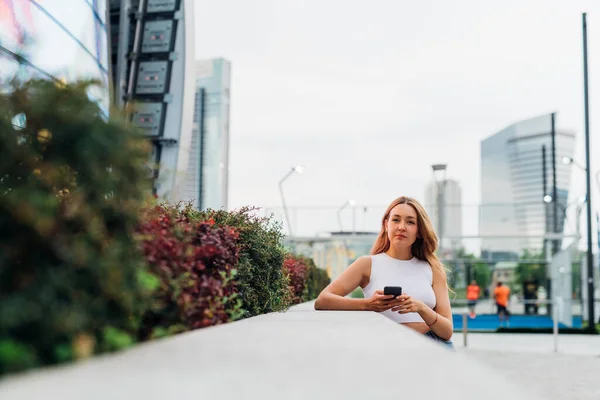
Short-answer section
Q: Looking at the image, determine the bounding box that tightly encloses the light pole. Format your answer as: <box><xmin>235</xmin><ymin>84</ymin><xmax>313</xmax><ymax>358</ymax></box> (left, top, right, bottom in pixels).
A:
<box><xmin>562</xmin><ymin>155</ymin><xmax>599</xmax><ymax>328</ymax></box>
<box><xmin>563</xmin><ymin>157</ymin><xmax>600</xmax><ymax>196</ymax></box>
<box><xmin>545</xmin><ymin>194</ymin><xmax>587</xmax><ymax>239</ymax></box>
<box><xmin>582</xmin><ymin>12</ymin><xmax>595</xmax><ymax>332</ymax></box>
<box><xmin>432</xmin><ymin>164</ymin><xmax>447</xmax><ymax>254</ymax></box>
<box><xmin>337</xmin><ymin>199</ymin><xmax>356</xmax><ymax>233</ymax></box>
<box><xmin>279</xmin><ymin>165</ymin><xmax>303</xmax><ymax>237</ymax></box>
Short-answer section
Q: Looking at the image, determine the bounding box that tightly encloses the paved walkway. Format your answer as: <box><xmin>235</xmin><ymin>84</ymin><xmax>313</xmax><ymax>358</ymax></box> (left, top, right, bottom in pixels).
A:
<box><xmin>455</xmin><ymin>333</ymin><xmax>600</xmax><ymax>400</ymax></box>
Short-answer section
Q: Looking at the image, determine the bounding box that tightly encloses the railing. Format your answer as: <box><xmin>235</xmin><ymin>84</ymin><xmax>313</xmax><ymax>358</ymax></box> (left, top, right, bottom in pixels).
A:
<box><xmin>457</xmin><ymin>298</ymin><xmax>594</xmax><ymax>353</ymax></box>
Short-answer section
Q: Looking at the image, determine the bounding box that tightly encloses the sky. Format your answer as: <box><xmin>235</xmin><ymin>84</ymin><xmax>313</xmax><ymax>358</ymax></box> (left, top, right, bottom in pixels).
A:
<box><xmin>198</xmin><ymin>0</ymin><xmax>600</xmax><ymax>239</ymax></box>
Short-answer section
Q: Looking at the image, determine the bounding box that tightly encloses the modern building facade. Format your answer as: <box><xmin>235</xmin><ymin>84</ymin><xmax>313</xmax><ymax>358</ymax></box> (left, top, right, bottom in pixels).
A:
<box><xmin>109</xmin><ymin>0</ymin><xmax>196</xmax><ymax>201</ymax></box>
<box><xmin>480</xmin><ymin>113</ymin><xmax>576</xmax><ymax>255</ymax></box>
<box><xmin>181</xmin><ymin>58</ymin><xmax>231</xmax><ymax>210</ymax></box>
<box><xmin>1</xmin><ymin>0</ymin><xmax>198</xmax><ymax>202</ymax></box>
<box><xmin>0</xmin><ymin>0</ymin><xmax>110</xmax><ymax>114</ymax></box>
<box><xmin>424</xmin><ymin>178</ymin><xmax>463</xmax><ymax>250</ymax></box>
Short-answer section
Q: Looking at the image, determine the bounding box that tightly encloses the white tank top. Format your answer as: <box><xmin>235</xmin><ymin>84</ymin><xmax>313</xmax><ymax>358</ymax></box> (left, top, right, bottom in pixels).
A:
<box><xmin>362</xmin><ymin>253</ymin><xmax>436</xmax><ymax>324</ymax></box>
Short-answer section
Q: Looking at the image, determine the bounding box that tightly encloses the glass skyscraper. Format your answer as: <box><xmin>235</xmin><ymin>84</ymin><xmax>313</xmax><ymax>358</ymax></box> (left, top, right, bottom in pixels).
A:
<box><xmin>182</xmin><ymin>58</ymin><xmax>231</xmax><ymax>211</ymax></box>
<box><xmin>0</xmin><ymin>0</ymin><xmax>110</xmax><ymax>113</ymax></box>
<box><xmin>2</xmin><ymin>1</ymin><xmax>198</xmax><ymax>202</ymax></box>
<box><xmin>424</xmin><ymin>178</ymin><xmax>463</xmax><ymax>251</ymax></box>
<box><xmin>480</xmin><ymin>113</ymin><xmax>576</xmax><ymax>256</ymax></box>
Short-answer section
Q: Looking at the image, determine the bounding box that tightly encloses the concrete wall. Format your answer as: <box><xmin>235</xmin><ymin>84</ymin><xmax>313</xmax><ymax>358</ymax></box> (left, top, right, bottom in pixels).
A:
<box><xmin>0</xmin><ymin>302</ymin><xmax>539</xmax><ymax>399</ymax></box>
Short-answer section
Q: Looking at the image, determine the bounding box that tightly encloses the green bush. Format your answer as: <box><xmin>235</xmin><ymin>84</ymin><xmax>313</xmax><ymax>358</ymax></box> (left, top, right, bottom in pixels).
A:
<box><xmin>0</xmin><ymin>79</ymin><xmax>325</xmax><ymax>376</ymax></box>
<box><xmin>302</xmin><ymin>256</ymin><xmax>330</xmax><ymax>301</ymax></box>
<box><xmin>192</xmin><ymin>207</ymin><xmax>293</xmax><ymax>317</ymax></box>
<box><xmin>0</xmin><ymin>79</ymin><xmax>152</xmax><ymax>375</ymax></box>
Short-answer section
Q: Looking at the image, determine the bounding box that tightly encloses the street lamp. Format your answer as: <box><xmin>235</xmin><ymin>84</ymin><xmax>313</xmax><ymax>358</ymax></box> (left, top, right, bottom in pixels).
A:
<box><xmin>563</xmin><ymin>156</ymin><xmax>600</xmax><ymax>198</ymax></box>
<box><xmin>562</xmin><ymin>156</ymin><xmax>587</xmax><ymax>172</ymax></box>
<box><xmin>581</xmin><ymin>12</ymin><xmax>596</xmax><ymax>331</ymax></box>
<box><xmin>337</xmin><ymin>199</ymin><xmax>356</xmax><ymax>233</ymax></box>
<box><xmin>279</xmin><ymin>165</ymin><xmax>303</xmax><ymax>237</ymax></box>
<box><xmin>431</xmin><ymin>164</ymin><xmax>447</xmax><ymax>253</ymax></box>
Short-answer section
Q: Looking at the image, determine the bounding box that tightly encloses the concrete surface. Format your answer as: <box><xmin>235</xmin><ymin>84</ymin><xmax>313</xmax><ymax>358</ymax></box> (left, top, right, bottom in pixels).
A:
<box><xmin>0</xmin><ymin>302</ymin><xmax>538</xmax><ymax>400</ymax></box>
<box><xmin>461</xmin><ymin>350</ymin><xmax>600</xmax><ymax>400</ymax></box>
<box><xmin>453</xmin><ymin>332</ymin><xmax>600</xmax><ymax>400</ymax></box>
<box><xmin>454</xmin><ymin>332</ymin><xmax>600</xmax><ymax>355</ymax></box>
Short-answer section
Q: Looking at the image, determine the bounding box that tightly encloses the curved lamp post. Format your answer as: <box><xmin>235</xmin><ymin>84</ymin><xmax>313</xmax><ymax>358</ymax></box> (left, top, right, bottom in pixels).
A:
<box><xmin>337</xmin><ymin>199</ymin><xmax>356</xmax><ymax>233</ymax></box>
<box><xmin>279</xmin><ymin>165</ymin><xmax>303</xmax><ymax>237</ymax></box>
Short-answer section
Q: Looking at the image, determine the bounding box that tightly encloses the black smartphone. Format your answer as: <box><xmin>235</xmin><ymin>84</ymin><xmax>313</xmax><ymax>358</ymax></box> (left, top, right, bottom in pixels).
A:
<box><xmin>383</xmin><ymin>286</ymin><xmax>402</xmax><ymax>299</ymax></box>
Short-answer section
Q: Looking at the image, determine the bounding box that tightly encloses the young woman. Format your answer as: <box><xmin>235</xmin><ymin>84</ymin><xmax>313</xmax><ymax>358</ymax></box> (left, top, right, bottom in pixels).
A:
<box><xmin>314</xmin><ymin>196</ymin><xmax>453</xmax><ymax>347</ymax></box>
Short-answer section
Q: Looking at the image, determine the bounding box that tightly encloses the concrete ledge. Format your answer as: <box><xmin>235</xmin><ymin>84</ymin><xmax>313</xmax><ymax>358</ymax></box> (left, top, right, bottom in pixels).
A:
<box><xmin>0</xmin><ymin>301</ymin><xmax>539</xmax><ymax>399</ymax></box>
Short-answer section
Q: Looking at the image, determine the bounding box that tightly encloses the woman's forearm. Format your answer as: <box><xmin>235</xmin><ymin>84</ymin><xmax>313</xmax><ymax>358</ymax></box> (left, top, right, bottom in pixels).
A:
<box><xmin>314</xmin><ymin>292</ymin><xmax>368</xmax><ymax>311</ymax></box>
<box><xmin>418</xmin><ymin>306</ymin><xmax>453</xmax><ymax>340</ymax></box>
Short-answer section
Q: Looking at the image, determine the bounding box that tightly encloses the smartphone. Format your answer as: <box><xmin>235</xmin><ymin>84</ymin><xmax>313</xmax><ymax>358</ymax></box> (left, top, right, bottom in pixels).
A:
<box><xmin>383</xmin><ymin>286</ymin><xmax>402</xmax><ymax>298</ymax></box>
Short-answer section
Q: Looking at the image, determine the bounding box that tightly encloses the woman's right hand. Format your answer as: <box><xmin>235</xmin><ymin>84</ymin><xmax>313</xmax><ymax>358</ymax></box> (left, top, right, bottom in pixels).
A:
<box><xmin>364</xmin><ymin>290</ymin><xmax>401</xmax><ymax>312</ymax></box>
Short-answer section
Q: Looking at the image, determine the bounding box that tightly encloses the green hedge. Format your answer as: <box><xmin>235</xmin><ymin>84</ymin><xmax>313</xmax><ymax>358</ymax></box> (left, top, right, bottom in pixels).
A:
<box><xmin>192</xmin><ymin>207</ymin><xmax>294</xmax><ymax>318</ymax></box>
<box><xmin>0</xmin><ymin>79</ymin><xmax>152</xmax><ymax>375</ymax></box>
<box><xmin>0</xmin><ymin>79</ymin><xmax>327</xmax><ymax>377</ymax></box>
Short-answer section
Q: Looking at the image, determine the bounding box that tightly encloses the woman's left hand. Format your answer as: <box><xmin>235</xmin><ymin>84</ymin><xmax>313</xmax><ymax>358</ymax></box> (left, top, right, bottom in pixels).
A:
<box><xmin>390</xmin><ymin>294</ymin><xmax>425</xmax><ymax>314</ymax></box>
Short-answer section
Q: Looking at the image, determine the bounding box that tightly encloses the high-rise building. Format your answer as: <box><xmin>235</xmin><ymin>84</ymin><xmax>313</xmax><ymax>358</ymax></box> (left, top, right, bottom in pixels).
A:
<box><xmin>181</xmin><ymin>58</ymin><xmax>231</xmax><ymax>210</ymax></box>
<box><xmin>1</xmin><ymin>1</ymin><xmax>200</xmax><ymax>202</ymax></box>
<box><xmin>424</xmin><ymin>178</ymin><xmax>463</xmax><ymax>250</ymax></box>
<box><xmin>480</xmin><ymin>113</ymin><xmax>576</xmax><ymax>255</ymax></box>
<box><xmin>109</xmin><ymin>0</ymin><xmax>196</xmax><ymax>201</ymax></box>
<box><xmin>0</xmin><ymin>0</ymin><xmax>110</xmax><ymax>114</ymax></box>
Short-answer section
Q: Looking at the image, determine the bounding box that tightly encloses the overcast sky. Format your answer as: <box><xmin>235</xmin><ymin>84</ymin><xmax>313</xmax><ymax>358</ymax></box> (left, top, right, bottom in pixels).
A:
<box><xmin>194</xmin><ymin>0</ymin><xmax>600</xmax><ymax>237</ymax></box>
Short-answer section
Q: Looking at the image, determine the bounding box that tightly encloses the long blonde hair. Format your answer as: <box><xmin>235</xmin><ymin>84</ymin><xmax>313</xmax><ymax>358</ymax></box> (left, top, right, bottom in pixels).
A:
<box><xmin>370</xmin><ymin>196</ymin><xmax>446</xmax><ymax>277</ymax></box>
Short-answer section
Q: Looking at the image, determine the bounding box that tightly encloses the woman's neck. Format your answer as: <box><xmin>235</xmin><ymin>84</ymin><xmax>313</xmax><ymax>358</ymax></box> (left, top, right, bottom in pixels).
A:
<box><xmin>385</xmin><ymin>246</ymin><xmax>413</xmax><ymax>260</ymax></box>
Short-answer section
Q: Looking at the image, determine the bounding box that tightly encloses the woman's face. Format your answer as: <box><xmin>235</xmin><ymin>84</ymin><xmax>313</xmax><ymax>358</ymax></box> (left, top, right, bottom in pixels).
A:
<box><xmin>386</xmin><ymin>203</ymin><xmax>419</xmax><ymax>246</ymax></box>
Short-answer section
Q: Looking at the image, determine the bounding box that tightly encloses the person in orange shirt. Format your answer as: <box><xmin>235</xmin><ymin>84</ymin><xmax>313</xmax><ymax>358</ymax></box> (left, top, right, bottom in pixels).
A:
<box><xmin>466</xmin><ymin>280</ymin><xmax>480</xmax><ymax>318</ymax></box>
<box><xmin>494</xmin><ymin>281</ymin><xmax>511</xmax><ymax>326</ymax></box>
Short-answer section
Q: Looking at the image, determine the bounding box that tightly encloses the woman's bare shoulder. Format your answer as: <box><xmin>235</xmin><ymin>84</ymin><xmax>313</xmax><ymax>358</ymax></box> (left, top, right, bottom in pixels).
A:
<box><xmin>348</xmin><ymin>255</ymin><xmax>371</xmax><ymax>272</ymax></box>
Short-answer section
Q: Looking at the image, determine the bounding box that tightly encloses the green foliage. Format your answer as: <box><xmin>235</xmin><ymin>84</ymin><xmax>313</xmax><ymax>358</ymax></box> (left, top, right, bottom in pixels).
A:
<box><xmin>515</xmin><ymin>250</ymin><xmax>547</xmax><ymax>288</ymax></box>
<box><xmin>301</xmin><ymin>256</ymin><xmax>330</xmax><ymax>301</ymax></box>
<box><xmin>101</xmin><ymin>327</ymin><xmax>135</xmax><ymax>352</ymax></box>
<box><xmin>0</xmin><ymin>79</ymin><xmax>152</xmax><ymax>374</ymax></box>
<box><xmin>192</xmin><ymin>207</ymin><xmax>294</xmax><ymax>317</ymax></box>
<box><xmin>472</xmin><ymin>262</ymin><xmax>491</xmax><ymax>289</ymax></box>
<box><xmin>0</xmin><ymin>79</ymin><xmax>324</xmax><ymax>376</ymax></box>
<box><xmin>452</xmin><ymin>248</ymin><xmax>492</xmax><ymax>290</ymax></box>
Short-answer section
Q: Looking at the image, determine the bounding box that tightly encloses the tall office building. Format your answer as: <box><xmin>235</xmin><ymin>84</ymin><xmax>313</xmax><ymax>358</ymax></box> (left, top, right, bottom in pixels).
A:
<box><xmin>109</xmin><ymin>0</ymin><xmax>196</xmax><ymax>200</ymax></box>
<box><xmin>0</xmin><ymin>0</ymin><xmax>110</xmax><ymax>114</ymax></box>
<box><xmin>181</xmin><ymin>58</ymin><xmax>231</xmax><ymax>210</ymax></box>
<box><xmin>1</xmin><ymin>1</ymin><xmax>198</xmax><ymax>201</ymax></box>
<box><xmin>424</xmin><ymin>178</ymin><xmax>463</xmax><ymax>250</ymax></box>
<box><xmin>480</xmin><ymin>113</ymin><xmax>576</xmax><ymax>256</ymax></box>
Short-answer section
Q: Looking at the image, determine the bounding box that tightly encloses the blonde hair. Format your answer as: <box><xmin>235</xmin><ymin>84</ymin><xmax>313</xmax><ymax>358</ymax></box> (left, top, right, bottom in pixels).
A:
<box><xmin>370</xmin><ymin>196</ymin><xmax>446</xmax><ymax>277</ymax></box>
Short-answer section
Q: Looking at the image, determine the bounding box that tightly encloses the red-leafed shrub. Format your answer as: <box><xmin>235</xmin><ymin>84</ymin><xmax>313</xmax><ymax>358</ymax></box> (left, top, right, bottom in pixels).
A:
<box><xmin>283</xmin><ymin>254</ymin><xmax>330</xmax><ymax>304</ymax></box>
<box><xmin>283</xmin><ymin>256</ymin><xmax>310</xmax><ymax>303</ymax></box>
<box><xmin>191</xmin><ymin>207</ymin><xmax>294</xmax><ymax>317</ymax></box>
<box><xmin>136</xmin><ymin>204</ymin><xmax>242</xmax><ymax>339</ymax></box>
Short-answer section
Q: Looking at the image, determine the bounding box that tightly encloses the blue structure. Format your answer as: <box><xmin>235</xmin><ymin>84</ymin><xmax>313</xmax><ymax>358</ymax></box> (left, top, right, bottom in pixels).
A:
<box><xmin>453</xmin><ymin>313</ymin><xmax>583</xmax><ymax>331</ymax></box>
